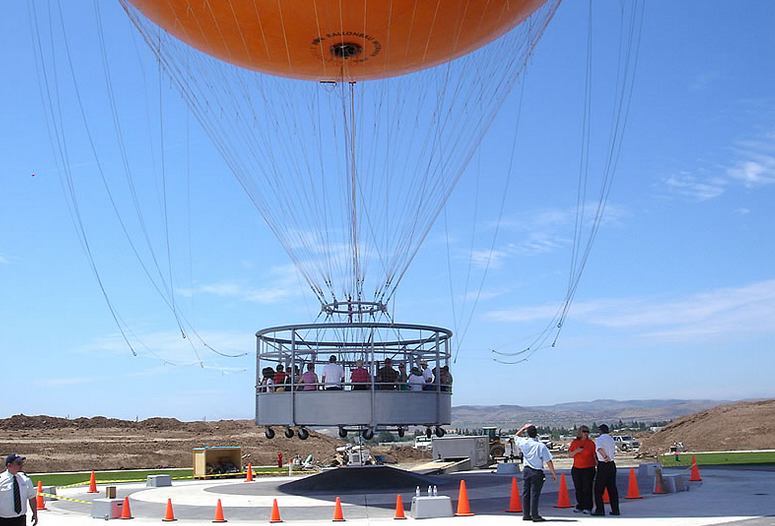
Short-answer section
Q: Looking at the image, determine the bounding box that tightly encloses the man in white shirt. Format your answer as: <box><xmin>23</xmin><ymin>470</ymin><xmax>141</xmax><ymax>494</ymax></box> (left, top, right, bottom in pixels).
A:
<box><xmin>515</xmin><ymin>423</ymin><xmax>557</xmax><ymax>522</ymax></box>
<box><xmin>0</xmin><ymin>454</ymin><xmax>38</xmax><ymax>525</ymax></box>
<box><xmin>419</xmin><ymin>360</ymin><xmax>434</xmax><ymax>390</ymax></box>
<box><xmin>321</xmin><ymin>355</ymin><xmax>345</xmax><ymax>390</ymax></box>
<box><xmin>592</xmin><ymin>424</ymin><xmax>620</xmax><ymax>516</ymax></box>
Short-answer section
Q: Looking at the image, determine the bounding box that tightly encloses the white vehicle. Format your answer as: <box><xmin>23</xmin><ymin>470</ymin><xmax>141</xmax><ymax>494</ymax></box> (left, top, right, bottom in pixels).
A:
<box><xmin>336</xmin><ymin>444</ymin><xmax>372</xmax><ymax>466</ymax></box>
<box><xmin>538</xmin><ymin>435</ymin><xmax>554</xmax><ymax>449</ymax></box>
<box><xmin>612</xmin><ymin>435</ymin><xmax>640</xmax><ymax>451</ymax></box>
<box><xmin>414</xmin><ymin>435</ymin><xmax>432</xmax><ymax>450</ymax></box>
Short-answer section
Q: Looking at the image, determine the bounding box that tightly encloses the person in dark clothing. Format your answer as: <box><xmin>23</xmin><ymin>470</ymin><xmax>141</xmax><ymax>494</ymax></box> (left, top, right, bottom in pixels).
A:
<box><xmin>592</xmin><ymin>424</ymin><xmax>620</xmax><ymax>516</ymax></box>
<box><xmin>375</xmin><ymin>358</ymin><xmax>398</xmax><ymax>390</ymax></box>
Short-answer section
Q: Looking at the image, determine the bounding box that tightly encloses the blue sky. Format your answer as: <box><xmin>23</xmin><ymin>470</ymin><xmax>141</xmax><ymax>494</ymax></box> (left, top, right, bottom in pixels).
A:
<box><xmin>1</xmin><ymin>1</ymin><xmax>774</xmax><ymax>421</ymax></box>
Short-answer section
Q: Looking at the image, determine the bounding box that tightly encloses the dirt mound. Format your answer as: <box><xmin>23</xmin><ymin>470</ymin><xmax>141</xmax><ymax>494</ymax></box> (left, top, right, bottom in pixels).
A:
<box><xmin>639</xmin><ymin>399</ymin><xmax>775</xmax><ymax>455</ymax></box>
<box><xmin>0</xmin><ymin>414</ymin><xmax>344</xmax><ymax>473</ymax></box>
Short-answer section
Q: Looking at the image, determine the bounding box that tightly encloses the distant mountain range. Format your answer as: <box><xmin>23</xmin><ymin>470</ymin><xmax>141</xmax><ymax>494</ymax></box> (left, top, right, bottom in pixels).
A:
<box><xmin>451</xmin><ymin>399</ymin><xmax>728</xmax><ymax>429</ymax></box>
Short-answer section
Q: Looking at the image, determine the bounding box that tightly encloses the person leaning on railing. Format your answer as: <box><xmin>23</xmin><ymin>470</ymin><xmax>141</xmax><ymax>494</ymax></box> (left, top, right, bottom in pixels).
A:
<box><xmin>376</xmin><ymin>358</ymin><xmax>398</xmax><ymax>390</ymax></box>
<box><xmin>440</xmin><ymin>365</ymin><xmax>453</xmax><ymax>392</ymax></box>
<box><xmin>397</xmin><ymin>362</ymin><xmax>409</xmax><ymax>391</ymax></box>
<box><xmin>322</xmin><ymin>355</ymin><xmax>345</xmax><ymax>390</ymax></box>
<box><xmin>259</xmin><ymin>367</ymin><xmax>276</xmax><ymax>392</ymax></box>
<box><xmin>298</xmin><ymin>363</ymin><xmax>319</xmax><ymax>391</ymax></box>
<box><xmin>350</xmin><ymin>359</ymin><xmax>370</xmax><ymax>390</ymax></box>
<box><xmin>407</xmin><ymin>366</ymin><xmax>425</xmax><ymax>391</ymax></box>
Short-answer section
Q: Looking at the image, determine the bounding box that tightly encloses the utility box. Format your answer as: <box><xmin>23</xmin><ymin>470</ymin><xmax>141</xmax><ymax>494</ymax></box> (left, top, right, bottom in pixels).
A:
<box><xmin>431</xmin><ymin>436</ymin><xmax>489</xmax><ymax>468</ymax></box>
<box><xmin>147</xmin><ymin>474</ymin><xmax>172</xmax><ymax>487</ymax></box>
<box><xmin>91</xmin><ymin>498</ymin><xmax>123</xmax><ymax>519</ymax></box>
<box><xmin>192</xmin><ymin>446</ymin><xmax>242</xmax><ymax>479</ymax></box>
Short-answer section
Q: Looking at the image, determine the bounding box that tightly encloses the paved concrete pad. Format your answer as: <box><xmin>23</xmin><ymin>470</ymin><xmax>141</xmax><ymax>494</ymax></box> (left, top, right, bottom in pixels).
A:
<box><xmin>38</xmin><ymin>466</ymin><xmax>775</xmax><ymax>525</ymax></box>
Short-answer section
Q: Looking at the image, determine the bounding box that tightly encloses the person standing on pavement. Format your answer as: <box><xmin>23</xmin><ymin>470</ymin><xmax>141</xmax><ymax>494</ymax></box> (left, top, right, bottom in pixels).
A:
<box><xmin>515</xmin><ymin>423</ymin><xmax>557</xmax><ymax>522</ymax></box>
<box><xmin>568</xmin><ymin>425</ymin><xmax>596</xmax><ymax>514</ymax></box>
<box><xmin>0</xmin><ymin>454</ymin><xmax>38</xmax><ymax>526</ymax></box>
<box><xmin>592</xmin><ymin>424</ymin><xmax>620</xmax><ymax>516</ymax></box>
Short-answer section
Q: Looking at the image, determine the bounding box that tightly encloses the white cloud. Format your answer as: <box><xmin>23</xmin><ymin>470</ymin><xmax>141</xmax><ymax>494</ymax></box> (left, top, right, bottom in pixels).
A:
<box><xmin>178</xmin><ymin>264</ymin><xmax>303</xmax><ymax>304</ymax></box>
<box><xmin>484</xmin><ymin>279</ymin><xmax>775</xmax><ymax>343</ymax></box>
<box><xmin>467</xmin><ymin>204</ymin><xmax>626</xmax><ymax>267</ymax></box>
<box><xmin>727</xmin><ymin>156</ymin><xmax>775</xmax><ymax>187</ymax></box>
<box><xmin>0</xmin><ymin>255</ymin><xmax>9</xmax><ymax>264</ymax></box>
<box><xmin>662</xmin><ymin>173</ymin><xmax>726</xmax><ymax>201</ymax></box>
<box><xmin>661</xmin><ymin>131</ymin><xmax>775</xmax><ymax>201</ymax></box>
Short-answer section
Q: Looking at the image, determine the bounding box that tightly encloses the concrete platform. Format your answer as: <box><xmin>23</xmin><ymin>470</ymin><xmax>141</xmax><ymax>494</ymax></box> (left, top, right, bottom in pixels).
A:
<box><xmin>39</xmin><ymin>466</ymin><xmax>775</xmax><ymax>525</ymax></box>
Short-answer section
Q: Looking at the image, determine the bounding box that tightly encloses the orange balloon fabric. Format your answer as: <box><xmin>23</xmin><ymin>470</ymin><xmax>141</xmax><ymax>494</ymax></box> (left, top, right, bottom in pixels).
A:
<box><xmin>126</xmin><ymin>0</ymin><xmax>546</xmax><ymax>81</ymax></box>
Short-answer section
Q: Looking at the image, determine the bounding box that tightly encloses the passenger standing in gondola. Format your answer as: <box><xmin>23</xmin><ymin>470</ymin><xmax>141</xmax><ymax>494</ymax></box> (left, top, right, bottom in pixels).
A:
<box><xmin>299</xmin><ymin>363</ymin><xmax>318</xmax><ymax>391</ymax></box>
<box><xmin>322</xmin><ymin>355</ymin><xmax>345</xmax><ymax>390</ymax></box>
<box><xmin>259</xmin><ymin>367</ymin><xmax>275</xmax><ymax>392</ymax></box>
<box><xmin>274</xmin><ymin>364</ymin><xmax>287</xmax><ymax>392</ymax></box>
<box><xmin>419</xmin><ymin>360</ymin><xmax>434</xmax><ymax>390</ymax></box>
<box><xmin>407</xmin><ymin>366</ymin><xmax>425</xmax><ymax>391</ymax></box>
<box><xmin>396</xmin><ymin>362</ymin><xmax>409</xmax><ymax>390</ymax></box>
<box><xmin>350</xmin><ymin>359</ymin><xmax>370</xmax><ymax>390</ymax></box>
<box><xmin>440</xmin><ymin>365</ymin><xmax>453</xmax><ymax>392</ymax></box>
<box><xmin>376</xmin><ymin>358</ymin><xmax>398</xmax><ymax>390</ymax></box>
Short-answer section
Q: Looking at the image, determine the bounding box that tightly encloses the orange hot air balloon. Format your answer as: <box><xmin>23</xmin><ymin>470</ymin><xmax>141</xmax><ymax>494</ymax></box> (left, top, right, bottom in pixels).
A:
<box><xmin>124</xmin><ymin>0</ymin><xmax>547</xmax><ymax>81</ymax></box>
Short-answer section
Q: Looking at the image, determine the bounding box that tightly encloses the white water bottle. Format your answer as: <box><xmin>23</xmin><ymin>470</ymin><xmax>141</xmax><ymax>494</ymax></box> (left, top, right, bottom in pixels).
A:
<box><xmin>427</xmin><ymin>485</ymin><xmax>432</xmax><ymax>496</ymax></box>
<box><xmin>416</xmin><ymin>486</ymin><xmax>421</xmax><ymax>497</ymax></box>
<box><xmin>432</xmin><ymin>485</ymin><xmax>438</xmax><ymax>496</ymax></box>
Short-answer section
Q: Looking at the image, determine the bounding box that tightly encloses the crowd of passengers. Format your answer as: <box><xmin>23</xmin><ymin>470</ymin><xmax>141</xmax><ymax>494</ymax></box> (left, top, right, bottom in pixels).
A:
<box><xmin>258</xmin><ymin>354</ymin><xmax>452</xmax><ymax>393</ymax></box>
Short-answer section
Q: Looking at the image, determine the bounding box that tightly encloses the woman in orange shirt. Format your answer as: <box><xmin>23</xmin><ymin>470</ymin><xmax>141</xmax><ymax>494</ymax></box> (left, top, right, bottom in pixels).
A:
<box><xmin>568</xmin><ymin>425</ymin><xmax>597</xmax><ymax>514</ymax></box>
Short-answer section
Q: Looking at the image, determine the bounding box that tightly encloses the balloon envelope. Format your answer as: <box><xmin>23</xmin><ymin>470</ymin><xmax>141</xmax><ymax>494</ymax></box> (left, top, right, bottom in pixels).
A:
<box><xmin>126</xmin><ymin>0</ymin><xmax>546</xmax><ymax>80</ymax></box>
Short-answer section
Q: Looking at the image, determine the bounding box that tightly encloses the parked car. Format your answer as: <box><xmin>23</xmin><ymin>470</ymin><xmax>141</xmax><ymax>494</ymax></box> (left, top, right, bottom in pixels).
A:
<box><xmin>612</xmin><ymin>435</ymin><xmax>640</xmax><ymax>451</ymax></box>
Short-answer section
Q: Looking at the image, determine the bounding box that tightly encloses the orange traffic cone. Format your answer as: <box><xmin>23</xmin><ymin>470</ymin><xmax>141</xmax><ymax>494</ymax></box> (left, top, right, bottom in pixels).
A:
<box><xmin>87</xmin><ymin>470</ymin><xmax>98</xmax><ymax>493</ymax></box>
<box><xmin>245</xmin><ymin>463</ymin><xmax>254</xmax><ymax>482</ymax></box>
<box><xmin>162</xmin><ymin>498</ymin><xmax>177</xmax><ymax>522</ymax></box>
<box><xmin>212</xmin><ymin>498</ymin><xmax>227</xmax><ymax>523</ymax></box>
<box><xmin>555</xmin><ymin>473</ymin><xmax>572</xmax><ymax>508</ymax></box>
<box><xmin>36</xmin><ymin>481</ymin><xmax>46</xmax><ymax>511</ymax></box>
<box><xmin>393</xmin><ymin>495</ymin><xmax>407</xmax><ymax>520</ymax></box>
<box><xmin>690</xmin><ymin>456</ymin><xmax>702</xmax><ymax>482</ymax></box>
<box><xmin>332</xmin><ymin>496</ymin><xmax>345</xmax><ymax>522</ymax></box>
<box><xmin>454</xmin><ymin>480</ymin><xmax>474</xmax><ymax>516</ymax></box>
<box><xmin>120</xmin><ymin>496</ymin><xmax>133</xmax><ymax>520</ymax></box>
<box><xmin>625</xmin><ymin>468</ymin><xmax>642</xmax><ymax>499</ymax></box>
<box><xmin>653</xmin><ymin>467</ymin><xmax>667</xmax><ymax>495</ymax></box>
<box><xmin>269</xmin><ymin>498</ymin><xmax>283</xmax><ymax>523</ymax></box>
<box><xmin>505</xmin><ymin>476</ymin><xmax>522</xmax><ymax>513</ymax></box>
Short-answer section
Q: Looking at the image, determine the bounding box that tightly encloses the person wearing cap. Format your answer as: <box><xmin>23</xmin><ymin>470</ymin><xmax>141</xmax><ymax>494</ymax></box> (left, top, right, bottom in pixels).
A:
<box><xmin>515</xmin><ymin>423</ymin><xmax>557</xmax><ymax>522</ymax></box>
<box><xmin>1</xmin><ymin>454</ymin><xmax>38</xmax><ymax>525</ymax></box>
<box><xmin>568</xmin><ymin>425</ymin><xmax>596</xmax><ymax>514</ymax></box>
<box><xmin>592</xmin><ymin>424</ymin><xmax>620</xmax><ymax>516</ymax></box>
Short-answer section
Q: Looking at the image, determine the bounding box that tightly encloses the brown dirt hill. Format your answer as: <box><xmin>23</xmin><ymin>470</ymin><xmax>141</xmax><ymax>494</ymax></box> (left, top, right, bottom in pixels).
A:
<box><xmin>639</xmin><ymin>399</ymin><xmax>775</xmax><ymax>456</ymax></box>
<box><xmin>0</xmin><ymin>414</ymin><xmax>343</xmax><ymax>473</ymax></box>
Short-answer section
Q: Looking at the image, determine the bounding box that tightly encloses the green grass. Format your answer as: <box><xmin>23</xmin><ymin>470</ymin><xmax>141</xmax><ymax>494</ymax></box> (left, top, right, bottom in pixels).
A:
<box><xmin>30</xmin><ymin>469</ymin><xmax>192</xmax><ymax>487</ymax></box>
<box><xmin>30</xmin><ymin>466</ymin><xmax>305</xmax><ymax>487</ymax></box>
<box><xmin>659</xmin><ymin>450</ymin><xmax>775</xmax><ymax>467</ymax></box>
